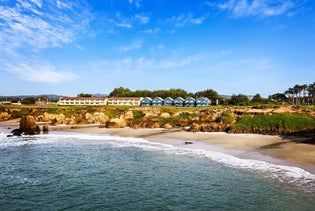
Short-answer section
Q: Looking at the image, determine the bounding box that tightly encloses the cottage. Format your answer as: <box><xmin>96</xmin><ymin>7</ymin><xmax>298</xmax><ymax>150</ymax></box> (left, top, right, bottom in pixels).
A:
<box><xmin>57</xmin><ymin>97</ymin><xmax>108</xmax><ymax>106</ymax></box>
<box><xmin>152</xmin><ymin>97</ymin><xmax>164</xmax><ymax>106</ymax></box>
<box><xmin>140</xmin><ymin>97</ymin><xmax>153</xmax><ymax>106</ymax></box>
<box><xmin>108</xmin><ymin>97</ymin><xmax>142</xmax><ymax>106</ymax></box>
<box><xmin>196</xmin><ymin>97</ymin><xmax>211</xmax><ymax>107</ymax></box>
<box><xmin>174</xmin><ymin>97</ymin><xmax>185</xmax><ymax>107</ymax></box>
<box><xmin>185</xmin><ymin>97</ymin><xmax>196</xmax><ymax>107</ymax></box>
<box><xmin>163</xmin><ymin>97</ymin><xmax>174</xmax><ymax>106</ymax></box>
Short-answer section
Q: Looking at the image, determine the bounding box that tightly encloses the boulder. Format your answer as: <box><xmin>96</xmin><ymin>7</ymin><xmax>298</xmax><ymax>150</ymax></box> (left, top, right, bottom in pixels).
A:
<box><xmin>160</xmin><ymin>112</ymin><xmax>170</xmax><ymax>118</ymax></box>
<box><xmin>0</xmin><ymin>112</ymin><xmax>11</xmax><ymax>121</ymax></box>
<box><xmin>107</xmin><ymin>118</ymin><xmax>127</xmax><ymax>128</ymax></box>
<box><xmin>43</xmin><ymin>123</ymin><xmax>49</xmax><ymax>133</ymax></box>
<box><xmin>163</xmin><ymin>123</ymin><xmax>173</xmax><ymax>129</ymax></box>
<box><xmin>124</xmin><ymin>111</ymin><xmax>134</xmax><ymax>119</ymax></box>
<box><xmin>11</xmin><ymin>115</ymin><xmax>40</xmax><ymax>135</ymax></box>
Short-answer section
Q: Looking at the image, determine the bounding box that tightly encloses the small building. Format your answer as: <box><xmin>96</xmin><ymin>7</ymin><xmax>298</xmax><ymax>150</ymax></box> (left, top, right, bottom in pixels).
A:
<box><xmin>152</xmin><ymin>97</ymin><xmax>164</xmax><ymax>106</ymax></box>
<box><xmin>196</xmin><ymin>97</ymin><xmax>211</xmax><ymax>107</ymax></box>
<box><xmin>163</xmin><ymin>97</ymin><xmax>174</xmax><ymax>106</ymax></box>
<box><xmin>140</xmin><ymin>97</ymin><xmax>153</xmax><ymax>106</ymax></box>
<box><xmin>57</xmin><ymin>97</ymin><xmax>108</xmax><ymax>106</ymax></box>
<box><xmin>185</xmin><ymin>97</ymin><xmax>196</xmax><ymax>107</ymax></box>
<box><xmin>108</xmin><ymin>97</ymin><xmax>142</xmax><ymax>106</ymax></box>
<box><xmin>174</xmin><ymin>97</ymin><xmax>185</xmax><ymax>107</ymax></box>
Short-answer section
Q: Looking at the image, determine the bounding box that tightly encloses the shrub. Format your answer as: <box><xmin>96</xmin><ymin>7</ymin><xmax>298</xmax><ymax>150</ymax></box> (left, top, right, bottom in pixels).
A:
<box><xmin>217</xmin><ymin>111</ymin><xmax>234</xmax><ymax>124</ymax></box>
<box><xmin>132</xmin><ymin>110</ymin><xmax>145</xmax><ymax>121</ymax></box>
<box><xmin>179</xmin><ymin>112</ymin><xmax>197</xmax><ymax>120</ymax></box>
<box><xmin>234</xmin><ymin>113</ymin><xmax>315</xmax><ymax>131</ymax></box>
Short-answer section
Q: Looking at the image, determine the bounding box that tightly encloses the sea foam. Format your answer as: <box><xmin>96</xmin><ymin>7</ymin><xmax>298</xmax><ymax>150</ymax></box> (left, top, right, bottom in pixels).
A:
<box><xmin>1</xmin><ymin>131</ymin><xmax>314</xmax><ymax>191</ymax></box>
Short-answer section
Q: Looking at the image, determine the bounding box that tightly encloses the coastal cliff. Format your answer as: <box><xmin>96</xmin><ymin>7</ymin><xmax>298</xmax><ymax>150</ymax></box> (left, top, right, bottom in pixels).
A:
<box><xmin>1</xmin><ymin>105</ymin><xmax>315</xmax><ymax>137</ymax></box>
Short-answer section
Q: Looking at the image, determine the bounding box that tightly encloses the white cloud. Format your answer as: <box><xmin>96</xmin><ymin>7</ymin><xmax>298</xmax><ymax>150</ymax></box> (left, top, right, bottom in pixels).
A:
<box><xmin>166</xmin><ymin>13</ymin><xmax>207</xmax><ymax>30</ymax></box>
<box><xmin>0</xmin><ymin>56</ymin><xmax>78</xmax><ymax>83</ymax></box>
<box><xmin>135</xmin><ymin>14</ymin><xmax>150</xmax><ymax>24</ymax></box>
<box><xmin>92</xmin><ymin>53</ymin><xmax>206</xmax><ymax>74</ymax></box>
<box><xmin>143</xmin><ymin>28</ymin><xmax>160</xmax><ymax>34</ymax></box>
<box><xmin>0</xmin><ymin>0</ymin><xmax>90</xmax><ymax>83</ymax></box>
<box><xmin>128</xmin><ymin>0</ymin><xmax>141</xmax><ymax>8</ymax></box>
<box><xmin>110</xmin><ymin>13</ymin><xmax>150</xmax><ymax>29</ymax></box>
<box><xmin>119</xmin><ymin>40</ymin><xmax>143</xmax><ymax>52</ymax></box>
<box><xmin>159</xmin><ymin>54</ymin><xmax>206</xmax><ymax>69</ymax></box>
<box><xmin>216</xmin><ymin>0</ymin><xmax>300</xmax><ymax>17</ymax></box>
<box><xmin>93</xmin><ymin>57</ymin><xmax>154</xmax><ymax>74</ymax></box>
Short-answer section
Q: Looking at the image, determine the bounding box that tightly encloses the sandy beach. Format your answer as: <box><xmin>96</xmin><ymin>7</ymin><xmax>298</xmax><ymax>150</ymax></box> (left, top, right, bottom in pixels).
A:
<box><xmin>1</xmin><ymin>120</ymin><xmax>315</xmax><ymax>174</ymax></box>
<box><xmin>51</xmin><ymin>125</ymin><xmax>315</xmax><ymax>174</ymax></box>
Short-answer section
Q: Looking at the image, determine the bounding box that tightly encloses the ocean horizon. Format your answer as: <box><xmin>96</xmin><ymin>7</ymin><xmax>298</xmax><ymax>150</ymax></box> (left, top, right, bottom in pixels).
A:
<box><xmin>0</xmin><ymin>127</ymin><xmax>314</xmax><ymax>210</ymax></box>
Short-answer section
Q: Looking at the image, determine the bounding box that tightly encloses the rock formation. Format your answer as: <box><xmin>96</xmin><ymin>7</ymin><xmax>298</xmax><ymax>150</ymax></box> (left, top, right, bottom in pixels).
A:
<box><xmin>11</xmin><ymin>115</ymin><xmax>40</xmax><ymax>136</ymax></box>
<box><xmin>43</xmin><ymin>122</ymin><xmax>49</xmax><ymax>133</ymax></box>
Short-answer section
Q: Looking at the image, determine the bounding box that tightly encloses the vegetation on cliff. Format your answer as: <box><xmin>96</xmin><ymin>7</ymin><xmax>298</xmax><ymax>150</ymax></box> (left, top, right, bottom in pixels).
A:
<box><xmin>233</xmin><ymin>113</ymin><xmax>315</xmax><ymax>134</ymax></box>
<box><xmin>1</xmin><ymin>104</ymin><xmax>315</xmax><ymax>137</ymax></box>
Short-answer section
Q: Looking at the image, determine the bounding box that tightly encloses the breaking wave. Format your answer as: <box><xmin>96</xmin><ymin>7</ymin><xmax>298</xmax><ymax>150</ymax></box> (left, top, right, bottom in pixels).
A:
<box><xmin>1</xmin><ymin>131</ymin><xmax>314</xmax><ymax>192</ymax></box>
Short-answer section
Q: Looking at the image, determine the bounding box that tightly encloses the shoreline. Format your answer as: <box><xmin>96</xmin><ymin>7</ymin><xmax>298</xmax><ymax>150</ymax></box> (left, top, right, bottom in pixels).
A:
<box><xmin>1</xmin><ymin>120</ymin><xmax>315</xmax><ymax>174</ymax></box>
<box><xmin>55</xmin><ymin>125</ymin><xmax>315</xmax><ymax>174</ymax></box>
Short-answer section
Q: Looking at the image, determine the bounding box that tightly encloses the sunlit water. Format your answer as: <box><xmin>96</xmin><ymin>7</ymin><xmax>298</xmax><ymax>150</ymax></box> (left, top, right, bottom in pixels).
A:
<box><xmin>0</xmin><ymin>127</ymin><xmax>314</xmax><ymax>210</ymax></box>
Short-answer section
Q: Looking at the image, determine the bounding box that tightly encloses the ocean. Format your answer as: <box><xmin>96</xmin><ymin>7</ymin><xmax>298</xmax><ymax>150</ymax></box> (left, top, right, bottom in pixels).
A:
<box><xmin>0</xmin><ymin>127</ymin><xmax>314</xmax><ymax>210</ymax></box>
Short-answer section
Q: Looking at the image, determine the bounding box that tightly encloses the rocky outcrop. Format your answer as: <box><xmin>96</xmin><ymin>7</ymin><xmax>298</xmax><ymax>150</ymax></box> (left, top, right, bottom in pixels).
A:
<box><xmin>0</xmin><ymin>112</ymin><xmax>11</xmax><ymax>121</ymax></box>
<box><xmin>43</xmin><ymin>123</ymin><xmax>49</xmax><ymax>133</ymax></box>
<box><xmin>11</xmin><ymin>115</ymin><xmax>40</xmax><ymax>136</ymax></box>
<box><xmin>2</xmin><ymin>105</ymin><xmax>315</xmax><ymax>137</ymax></box>
<box><xmin>107</xmin><ymin>118</ymin><xmax>127</xmax><ymax>128</ymax></box>
<box><xmin>85</xmin><ymin>112</ymin><xmax>109</xmax><ymax>124</ymax></box>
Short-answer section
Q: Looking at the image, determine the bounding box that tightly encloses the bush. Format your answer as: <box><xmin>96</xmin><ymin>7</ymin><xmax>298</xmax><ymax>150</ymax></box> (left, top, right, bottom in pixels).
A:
<box><xmin>179</xmin><ymin>112</ymin><xmax>197</xmax><ymax>120</ymax></box>
<box><xmin>234</xmin><ymin>113</ymin><xmax>315</xmax><ymax>131</ymax></box>
<box><xmin>132</xmin><ymin>110</ymin><xmax>145</xmax><ymax>121</ymax></box>
<box><xmin>217</xmin><ymin>111</ymin><xmax>234</xmax><ymax>124</ymax></box>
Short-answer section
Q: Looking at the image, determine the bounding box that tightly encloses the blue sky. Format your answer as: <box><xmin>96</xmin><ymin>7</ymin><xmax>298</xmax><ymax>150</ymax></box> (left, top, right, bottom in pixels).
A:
<box><xmin>0</xmin><ymin>0</ymin><xmax>314</xmax><ymax>97</ymax></box>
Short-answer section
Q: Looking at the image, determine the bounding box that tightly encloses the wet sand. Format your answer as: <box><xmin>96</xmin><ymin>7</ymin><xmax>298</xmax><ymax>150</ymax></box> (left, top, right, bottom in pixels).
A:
<box><xmin>58</xmin><ymin>126</ymin><xmax>315</xmax><ymax>174</ymax></box>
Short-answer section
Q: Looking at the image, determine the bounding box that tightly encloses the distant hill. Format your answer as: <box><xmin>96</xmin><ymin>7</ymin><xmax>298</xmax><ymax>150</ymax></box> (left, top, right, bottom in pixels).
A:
<box><xmin>0</xmin><ymin>94</ymin><xmax>65</xmax><ymax>100</ymax></box>
<box><xmin>93</xmin><ymin>93</ymin><xmax>108</xmax><ymax>97</ymax></box>
<box><xmin>0</xmin><ymin>94</ymin><xmax>109</xmax><ymax>100</ymax></box>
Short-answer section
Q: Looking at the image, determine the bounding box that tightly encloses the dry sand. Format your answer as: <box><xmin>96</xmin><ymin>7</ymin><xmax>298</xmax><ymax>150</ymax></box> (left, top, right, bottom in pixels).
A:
<box><xmin>59</xmin><ymin>126</ymin><xmax>315</xmax><ymax>173</ymax></box>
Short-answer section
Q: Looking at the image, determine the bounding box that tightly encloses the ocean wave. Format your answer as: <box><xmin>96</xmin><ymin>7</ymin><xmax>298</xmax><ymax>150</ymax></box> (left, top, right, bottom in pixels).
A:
<box><xmin>1</xmin><ymin>132</ymin><xmax>314</xmax><ymax>190</ymax></box>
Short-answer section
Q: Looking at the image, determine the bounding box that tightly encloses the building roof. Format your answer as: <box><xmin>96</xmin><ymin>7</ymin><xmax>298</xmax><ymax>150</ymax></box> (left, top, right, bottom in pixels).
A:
<box><xmin>108</xmin><ymin>97</ymin><xmax>142</xmax><ymax>101</ymax></box>
<box><xmin>59</xmin><ymin>97</ymin><xmax>108</xmax><ymax>100</ymax></box>
<box><xmin>152</xmin><ymin>97</ymin><xmax>164</xmax><ymax>101</ymax></box>
<box><xmin>164</xmin><ymin>97</ymin><xmax>174</xmax><ymax>101</ymax></box>
<box><xmin>174</xmin><ymin>97</ymin><xmax>185</xmax><ymax>101</ymax></box>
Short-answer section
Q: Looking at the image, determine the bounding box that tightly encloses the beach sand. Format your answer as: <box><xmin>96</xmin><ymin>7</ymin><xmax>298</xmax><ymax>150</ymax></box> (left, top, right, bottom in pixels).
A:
<box><xmin>1</xmin><ymin>119</ymin><xmax>315</xmax><ymax>174</ymax></box>
<box><xmin>55</xmin><ymin>126</ymin><xmax>315</xmax><ymax>174</ymax></box>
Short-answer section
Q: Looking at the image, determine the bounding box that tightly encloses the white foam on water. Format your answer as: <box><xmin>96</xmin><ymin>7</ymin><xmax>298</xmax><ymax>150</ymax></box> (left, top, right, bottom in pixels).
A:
<box><xmin>1</xmin><ymin>131</ymin><xmax>314</xmax><ymax>190</ymax></box>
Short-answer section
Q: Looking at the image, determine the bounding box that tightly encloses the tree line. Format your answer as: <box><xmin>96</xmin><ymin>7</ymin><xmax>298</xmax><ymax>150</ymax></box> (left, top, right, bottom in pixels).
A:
<box><xmin>2</xmin><ymin>82</ymin><xmax>314</xmax><ymax>106</ymax></box>
<box><xmin>109</xmin><ymin>87</ymin><xmax>221</xmax><ymax>103</ymax></box>
<box><xmin>269</xmin><ymin>82</ymin><xmax>315</xmax><ymax>106</ymax></box>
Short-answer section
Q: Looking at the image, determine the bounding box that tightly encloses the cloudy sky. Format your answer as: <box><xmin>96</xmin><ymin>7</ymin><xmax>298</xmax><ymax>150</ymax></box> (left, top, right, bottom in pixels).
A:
<box><xmin>0</xmin><ymin>0</ymin><xmax>314</xmax><ymax>97</ymax></box>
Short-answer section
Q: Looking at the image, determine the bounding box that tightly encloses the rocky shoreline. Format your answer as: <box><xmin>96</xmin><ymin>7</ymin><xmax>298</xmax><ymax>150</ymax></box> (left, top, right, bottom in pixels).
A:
<box><xmin>0</xmin><ymin>105</ymin><xmax>315</xmax><ymax>140</ymax></box>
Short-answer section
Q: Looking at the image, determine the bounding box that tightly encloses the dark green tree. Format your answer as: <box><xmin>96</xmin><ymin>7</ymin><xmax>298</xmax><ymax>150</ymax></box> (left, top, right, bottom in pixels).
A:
<box><xmin>268</xmin><ymin>93</ymin><xmax>287</xmax><ymax>102</ymax></box>
<box><xmin>195</xmin><ymin>89</ymin><xmax>220</xmax><ymax>102</ymax></box>
<box><xmin>22</xmin><ymin>97</ymin><xmax>36</xmax><ymax>104</ymax></box>
<box><xmin>77</xmin><ymin>93</ymin><xmax>93</xmax><ymax>97</ymax></box>
<box><xmin>229</xmin><ymin>94</ymin><xmax>249</xmax><ymax>105</ymax></box>
<box><xmin>109</xmin><ymin>87</ymin><xmax>132</xmax><ymax>97</ymax></box>
<box><xmin>251</xmin><ymin>93</ymin><xmax>264</xmax><ymax>103</ymax></box>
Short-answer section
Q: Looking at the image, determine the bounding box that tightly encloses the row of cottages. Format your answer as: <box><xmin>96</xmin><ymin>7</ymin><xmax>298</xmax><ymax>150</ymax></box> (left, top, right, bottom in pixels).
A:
<box><xmin>107</xmin><ymin>97</ymin><xmax>143</xmax><ymax>106</ymax></box>
<box><xmin>140</xmin><ymin>97</ymin><xmax>211</xmax><ymax>107</ymax></box>
<box><xmin>57</xmin><ymin>97</ymin><xmax>108</xmax><ymax>105</ymax></box>
<box><xmin>57</xmin><ymin>97</ymin><xmax>143</xmax><ymax>106</ymax></box>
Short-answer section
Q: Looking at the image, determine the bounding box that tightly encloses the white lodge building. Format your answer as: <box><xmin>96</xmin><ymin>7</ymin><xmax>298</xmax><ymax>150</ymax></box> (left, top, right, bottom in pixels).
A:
<box><xmin>57</xmin><ymin>97</ymin><xmax>108</xmax><ymax>106</ymax></box>
<box><xmin>57</xmin><ymin>97</ymin><xmax>143</xmax><ymax>106</ymax></box>
<box><xmin>107</xmin><ymin>97</ymin><xmax>143</xmax><ymax>106</ymax></box>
